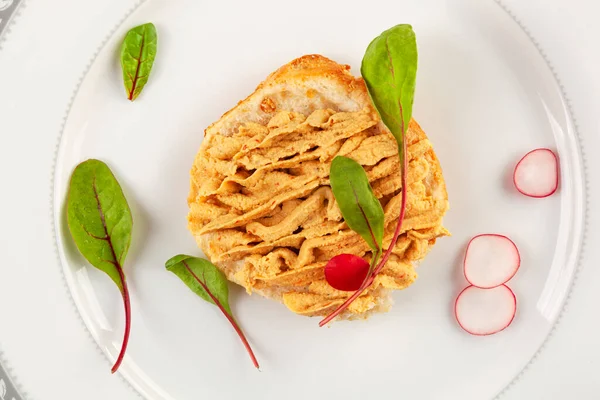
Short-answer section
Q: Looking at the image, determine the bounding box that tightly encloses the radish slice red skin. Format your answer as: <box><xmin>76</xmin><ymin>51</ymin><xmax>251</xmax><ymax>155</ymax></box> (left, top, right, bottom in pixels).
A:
<box><xmin>513</xmin><ymin>148</ymin><xmax>559</xmax><ymax>198</ymax></box>
<box><xmin>455</xmin><ymin>285</ymin><xmax>517</xmax><ymax>336</ymax></box>
<box><xmin>324</xmin><ymin>254</ymin><xmax>370</xmax><ymax>291</ymax></box>
<box><xmin>464</xmin><ymin>234</ymin><xmax>521</xmax><ymax>289</ymax></box>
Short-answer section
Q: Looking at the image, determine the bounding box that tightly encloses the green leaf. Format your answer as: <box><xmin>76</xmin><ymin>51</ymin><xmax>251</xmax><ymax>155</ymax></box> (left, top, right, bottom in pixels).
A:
<box><xmin>361</xmin><ymin>24</ymin><xmax>418</xmax><ymax>154</ymax></box>
<box><xmin>66</xmin><ymin>159</ymin><xmax>133</xmax><ymax>373</ymax></box>
<box><xmin>166</xmin><ymin>254</ymin><xmax>260</xmax><ymax>368</ymax></box>
<box><xmin>330</xmin><ymin>156</ymin><xmax>384</xmax><ymax>253</ymax></box>
<box><xmin>67</xmin><ymin>159</ymin><xmax>133</xmax><ymax>292</ymax></box>
<box><xmin>166</xmin><ymin>255</ymin><xmax>232</xmax><ymax>315</ymax></box>
<box><xmin>120</xmin><ymin>22</ymin><xmax>158</xmax><ymax>101</ymax></box>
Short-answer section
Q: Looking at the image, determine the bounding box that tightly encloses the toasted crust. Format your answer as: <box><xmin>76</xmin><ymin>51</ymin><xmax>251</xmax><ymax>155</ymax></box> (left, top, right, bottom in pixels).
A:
<box><xmin>206</xmin><ymin>55</ymin><xmax>371</xmax><ymax>138</ymax></box>
<box><xmin>191</xmin><ymin>55</ymin><xmax>449</xmax><ymax>319</ymax></box>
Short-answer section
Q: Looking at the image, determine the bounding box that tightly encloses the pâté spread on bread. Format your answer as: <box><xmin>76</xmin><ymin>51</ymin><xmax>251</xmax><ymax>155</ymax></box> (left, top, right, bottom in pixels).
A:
<box><xmin>187</xmin><ymin>54</ymin><xmax>449</xmax><ymax>320</ymax></box>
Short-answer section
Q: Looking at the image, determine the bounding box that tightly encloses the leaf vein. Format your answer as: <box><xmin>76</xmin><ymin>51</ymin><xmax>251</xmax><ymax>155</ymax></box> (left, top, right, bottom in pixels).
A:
<box><xmin>385</xmin><ymin>35</ymin><xmax>396</xmax><ymax>86</ymax></box>
<box><xmin>92</xmin><ymin>173</ymin><xmax>122</xmax><ymax>270</ymax></box>
<box><xmin>349</xmin><ymin>181</ymin><xmax>380</xmax><ymax>252</ymax></box>
<box><xmin>80</xmin><ymin>224</ymin><xmax>108</xmax><ymax>241</ymax></box>
<box><xmin>127</xmin><ymin>27</ymin><xmax>147</xmax><ymax>100</ymax></box>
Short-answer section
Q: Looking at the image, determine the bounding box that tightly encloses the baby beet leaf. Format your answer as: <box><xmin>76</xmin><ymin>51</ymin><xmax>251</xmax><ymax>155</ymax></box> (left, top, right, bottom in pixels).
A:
<box><xmin>120</xmin><ymin>22</ymin><xmax>158</xmax><ymax>101</ymax></box>
<box><xmin>67</xmin><ymin>159</ymin><xmax>133</xmax><ymax>373</ymax></box>
<box><xmin>166</xmin><ymin>255</ymin><xmax>260</xmax><ymax>369</ymax></box>
<box><xmin>361</xmin><ymin>24</ymin><xmax>417</xmax><ymax>153</ymax></box>
<box><xmin>320</xmin><ymin>24</ymin><xmax>418</xmax><ymax>327</ymax></box>
<box><xmin>329</xmin><ymin>156</ymin><xmax>384</xmax><ymax>254</ymax></box>
<box><xmin>361</xmin><ymin>24</ymin><xmax>417</xmax><ymax>276</ymax></box>
<box><xmin>165</xmin><ymin>255</ymin><xmax>231</xmax><ymax>314</ymax></box>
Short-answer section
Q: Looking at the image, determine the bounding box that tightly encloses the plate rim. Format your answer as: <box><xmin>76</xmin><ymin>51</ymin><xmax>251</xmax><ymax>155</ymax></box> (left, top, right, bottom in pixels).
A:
<box><xmin>490</xmin><ymin>0</ymin><xmax>588</xmax><ymax>396</ymax></box>
<box><xmin>50</xmin><ymin>2</ymin><xmax>151</xmax><ymax>399</ymax></box>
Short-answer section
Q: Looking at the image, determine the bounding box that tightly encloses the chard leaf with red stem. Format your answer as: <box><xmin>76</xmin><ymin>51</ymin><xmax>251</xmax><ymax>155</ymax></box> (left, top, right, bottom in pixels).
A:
<box><xmin>320</xmin><ymin>24</ymin><xmax>418</xmax><ymax>327</ymax></box>
<box><xmin>165</xmin><ymin>255</ymin><xmax>260</xmax><ymax>369</ymax></box>
<box><xmin>120</xmin><ymin>23</ymin><xmax>158</xmax><ymax>101</ymax></box>
<box><xmin>67</xmin><ymin>159</ymin><xmax>133</xmax><ymax>373</ymax></box>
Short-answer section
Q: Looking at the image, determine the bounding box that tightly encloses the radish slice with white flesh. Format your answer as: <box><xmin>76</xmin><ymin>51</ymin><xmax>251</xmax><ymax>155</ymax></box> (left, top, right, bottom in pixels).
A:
<box><xmin>464</xmin><ymin>234</ymin><xmax>520</xmax><ymax>289</ymax></box>
<box><xmin>513</xmin><ymin>148</ymin><xmax>559</xmax><ymax>198</ymax></box>
<box><xmin>455</xmin><ymin>285</ymin><xmax>516</xmax><ymax>336</ymax></box>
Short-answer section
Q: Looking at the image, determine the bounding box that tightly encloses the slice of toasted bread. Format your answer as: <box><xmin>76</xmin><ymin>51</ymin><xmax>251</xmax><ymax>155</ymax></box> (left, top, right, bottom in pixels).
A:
<box><xmin>188</xmin><ymin>55</ymin><xmax>449</xmax><ymax>320</ymax></box>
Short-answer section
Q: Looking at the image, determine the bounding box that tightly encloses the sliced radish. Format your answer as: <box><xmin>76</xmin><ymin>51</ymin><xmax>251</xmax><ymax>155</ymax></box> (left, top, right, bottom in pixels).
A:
<box><xmin>513</xmin><ymin>148</ymin><xmax>559</xmax><ymax>198</ymax></box>
<box><xmin>455</xmin><ymin>285</ymin><xmax>516</xmax><ymax>336</ymax></box>
<box><xmin>464</xmin><ymin>234</ymin><xmax>520</xmax><ymax>289</ymax></box>
<box><xmin>324</xmin><ymin>253</ymin><xmax>369</xmax><ymax>291</ymax></box>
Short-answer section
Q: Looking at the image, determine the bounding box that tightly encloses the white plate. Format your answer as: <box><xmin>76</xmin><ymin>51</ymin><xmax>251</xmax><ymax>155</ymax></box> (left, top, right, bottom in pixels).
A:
<box><xmin>1</xmin><ymin>0</ymin><xmax>589</xmax><ymax>399</ymax></box>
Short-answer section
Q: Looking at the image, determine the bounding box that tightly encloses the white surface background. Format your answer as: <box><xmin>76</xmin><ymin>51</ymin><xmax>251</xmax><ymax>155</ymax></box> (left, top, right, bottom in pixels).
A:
<box><xmin>0</xmin><ymin>0</ymin><xmax>598</xmax><ymax>399</ymax></box>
